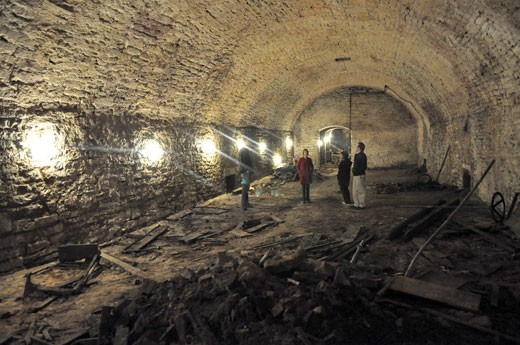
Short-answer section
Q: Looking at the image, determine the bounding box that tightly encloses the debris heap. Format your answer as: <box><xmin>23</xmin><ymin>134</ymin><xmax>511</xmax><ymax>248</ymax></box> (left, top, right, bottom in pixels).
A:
<box><xmin>94</xmin><ymin>250</ymin><xmax>520</xmax><ymax>345</ymax></box>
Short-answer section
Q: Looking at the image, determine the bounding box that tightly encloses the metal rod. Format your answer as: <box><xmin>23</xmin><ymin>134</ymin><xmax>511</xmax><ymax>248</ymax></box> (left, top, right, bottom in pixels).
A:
<box><xmin>349</xmin><ymin>93</ymin><xmax>352</xmax><ymax>151</ymax></box>
<box><xmin>405</xmin><ymin>159</ymin><xmax>495</xmax><ymax>277</ymax></box>
<box><xmin>435</xmin><ymin>145</ymin><xmax>451</xmax><ymax>182</ymax></box>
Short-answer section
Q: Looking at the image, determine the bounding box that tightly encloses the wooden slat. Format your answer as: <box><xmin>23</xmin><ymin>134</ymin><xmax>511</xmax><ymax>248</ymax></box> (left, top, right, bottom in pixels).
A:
<box><xmin>166</xmin><ymin>209</ymin><xmax>193</xmax><ymax>221</ymax></box>
<box><xmin>100</xmin><ymin>252</ymin><xmax>148</xmax><ymax>279</ymax></box>
<box><xmin>123</xmin><ymin>225</ymin><xmax>169</xmax><ymax>253</ymax></box>
<box><xmin>389</xmin><ymin>276</ymin><xmax>480</xmax><ymax>312</ymax></box>
<box><xmin>245</xmin><ymin>222</ymin><xmax>276</xmax><ymax>233</ymax></box>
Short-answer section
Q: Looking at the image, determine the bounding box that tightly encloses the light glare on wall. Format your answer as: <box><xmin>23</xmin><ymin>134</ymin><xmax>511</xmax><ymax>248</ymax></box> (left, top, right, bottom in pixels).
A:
<box><xmin>273</xmin><ymin>153</ymin><xmax>282</xmax><ymax>168</ymax></box>
<box><xmin>200</xmin><ymin>138</ymin><xmax>216</xmax><ymax>157</ymax></box>
<box><xmin>23</xmin><ymin>123</ymin><xmax>62</xmax><ymax>167</ymax></box>
<box><xmin>317</xmin><ymin>139</ymin><xmax>323</xmax><ymax>147</ymax></box>
<box><xmin>140</xmin><ymin>139</ymin><xmax>164</xmax><ymax>163</ymax></box>
<box><xmin>324</xmin><ymin>133</ymin><xmax>332</xmax><ymax>144</ymax></box>
<box><xmin>236</xmin><ymin>138</ymin><xmax>246</xmax><ymax>150</ymax></box>
<box><xmin>285</xmin><ymin>137</ymin><xmax>293</xmax><ymax>149</ymax></box>
<box><xmin>258</xmin><ymin>142</ymin><xmax>267</xmax><ymax>154</ymax></box>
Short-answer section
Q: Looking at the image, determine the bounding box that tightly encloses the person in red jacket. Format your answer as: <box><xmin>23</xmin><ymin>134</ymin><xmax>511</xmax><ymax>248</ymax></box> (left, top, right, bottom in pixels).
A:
<box><xmin>296</xmin><ymin>148</ymin><xmax>314</xmax><ymax>204</ymax></box>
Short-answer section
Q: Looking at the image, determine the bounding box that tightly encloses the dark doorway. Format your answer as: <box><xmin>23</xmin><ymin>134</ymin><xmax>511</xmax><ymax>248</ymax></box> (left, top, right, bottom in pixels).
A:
<box><xmin>462</xmin><ymin>169</ymin><xmax>471</xmax><ymax>189</ymax></box>
<box><xmin>225</xmin><ymin>174</ymin><xmax>236</xmax><ymax>193</ymax></box>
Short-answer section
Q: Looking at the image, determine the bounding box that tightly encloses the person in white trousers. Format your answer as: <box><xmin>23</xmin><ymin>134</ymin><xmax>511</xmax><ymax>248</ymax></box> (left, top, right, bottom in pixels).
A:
<box><xmin>351</xmin><ymin>142</ymin><xmax>367</xmax><ymax>209</ymax></box>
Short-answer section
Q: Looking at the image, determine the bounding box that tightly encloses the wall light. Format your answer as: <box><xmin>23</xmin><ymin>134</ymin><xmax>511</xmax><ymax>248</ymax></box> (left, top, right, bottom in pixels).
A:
<box><xmin>317</xmin><ymin>139</ymin><xmax>323</xmax><ymax>147</ymax></box>
<box><xmin>200</xmin><ymin>138</ymin><xmax>216</xmax><ymax>157</ymax></box>
<box><xmin>236</xmin><ymin>138</ymin><xmax>246</xmax><ymax>150</ymax></box>
<box><xmin>258</xmin><ymin>142</ymin><xmax>267</xmax><ymax>154</ymax></box>
<box><xmin>324</xmin><ymin>133</ymin><xmax>332</xmax><ymax>144</ymax></box>
<box><xmin>285</xmin><ymin>137</ymin><xmax>293</xmax><ymax>150</ymax></box>
<box><xmin>23</xmin><ymin>123</ymin><xmax>62</xmax><ymax>167</ymax></box>
<box><xmin>140</xmin><ymin>139</ymin><xmax>164</xmax><ymax>163</ymax></box>
<box><xmin>273</xmin><ymin>153</ymin><xmax>283</xmax><ymax>168</ymax></box>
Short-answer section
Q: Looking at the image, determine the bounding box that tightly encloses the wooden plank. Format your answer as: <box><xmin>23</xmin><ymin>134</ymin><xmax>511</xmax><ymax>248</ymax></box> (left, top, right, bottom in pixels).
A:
<box><xmin>182</xmin><ymin>230</ymin><xmax>213</xmax><ymax>244</ymax></box>
<box><xmin>166</xmin><ymin>209</ymin><xmax>193</xmax><ymax>221</ymax></box>
<box><xmin>245</xmin><ymin>221</ymin><xmax>276</xmax><ymax>233</ymax></box>
<box><xmin>389</xmin><ymin>276</ymin><xmax>481</xmax><ymax>312</ymax></box>
<box><xmin>58</xmin><ymin>244</ymin><xmax>99</xmax><ymax>262</ymax></box>
<box><xmin>193</xmin><ymin>206</ymin><xmax>229</xmax><ymax>215</ymax></box>
<box><xmin>403</xmin><ymin>199</ymin><xmax>460</xmax><ymax>241</ymax></box>
<box><xmin>123</xmin><ymin>225</ymin><xmax>169</xmax><ymax>253</ymax></box>
<box><xmin>270</xmin><ymin>215</ymin><xmax>284</xmax><ymax>223</ymax></box>
<box><xmin>100</xmin><ymin>252</ymin><xmax>148</xmax><ymax>279</ymax></box>
<box><xmin>387</xmin><ymin>200</ymin><xmax>446</xmax><ymax>240</ymax></box>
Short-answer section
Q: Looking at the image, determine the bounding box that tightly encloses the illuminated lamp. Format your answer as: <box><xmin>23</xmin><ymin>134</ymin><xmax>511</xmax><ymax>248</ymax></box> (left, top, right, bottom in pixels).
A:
<box><xmin>140</xmin><ymin>139</ymin><xmax>164</xmax><ymax>163</ymax></box>
<box><xmin>23</xmin><ymin>123</ymin><xmax>61</xmax><ymax>167</ymax></box>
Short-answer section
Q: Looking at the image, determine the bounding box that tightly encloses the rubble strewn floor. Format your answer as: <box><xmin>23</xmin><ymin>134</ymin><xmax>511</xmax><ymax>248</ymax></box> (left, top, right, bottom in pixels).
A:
<box><xmin>1</xmin><ymin>168</ymin><xmax>519</xmax><ymax>344</ymax></box>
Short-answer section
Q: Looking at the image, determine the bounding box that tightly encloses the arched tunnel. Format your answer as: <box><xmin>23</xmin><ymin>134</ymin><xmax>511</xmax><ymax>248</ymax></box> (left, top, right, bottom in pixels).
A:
<box><xmin>0</xmin><ymin>1</ymin><xmax>519</xmax><ymax>344</ymax></box>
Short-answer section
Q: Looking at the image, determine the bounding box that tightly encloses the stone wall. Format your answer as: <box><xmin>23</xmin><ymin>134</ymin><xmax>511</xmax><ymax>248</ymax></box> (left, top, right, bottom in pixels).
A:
<box><xmin>294</xmin><ymin>88</ymin><xmax>418</xmax><ymax>169</ymax></box>
<box><xmin>0</xmin><ymin>109</ymin><xmax>286</xmax><ymax>273</ymax></box>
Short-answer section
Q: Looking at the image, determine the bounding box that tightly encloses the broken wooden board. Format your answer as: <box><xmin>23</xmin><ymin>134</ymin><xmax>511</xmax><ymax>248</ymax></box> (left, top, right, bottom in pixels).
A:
<box><xmin>245</xmin><ymin>221</ymin><xmax>276</xmax><ymax>233</ymax></box>
<box><xmin>58</xmin><ymin>244</ymin><xmax>99</xmax><ymax>263</ymax></box>
<box><xmin>100</xmin><ymin>252</ymin><xmax>148</xmax><ymax>279</ymax></box>
<box><xmin>403</xmin><ymin>199</ymin><xmax>460</xmax><ymax>241</ymax></box>
<box><xmin>182</xmin><ymin>230</ymin><xmax>214</xmax><ymax>244</ymax></box>
<box><xmin>269</xmin><ymin>215</ymin><xmax>284</xmax><ymax>224</ymax></box>
<box><xmin>388</xmin><ymin>276</ymin><xmax>481</xmax><ymax>312</ymax></box>
<box><xmin>123</xmin><ymin>225</ymin><xmax>169</xmax><ymax>253</ymax></box>
<box><xmin>193</xmin><ymin>206</ymin><xmax>229</xmax><ymax>215</ymax></box>
<box><xmin>166</xmin><ymin>209</ymin><xmax>193</xmax><ymax>221</ymax></box>
<box><xmin>387</xmin><ymin>200</ymin><xmax>446</xmax><ymax>240</ymax></box>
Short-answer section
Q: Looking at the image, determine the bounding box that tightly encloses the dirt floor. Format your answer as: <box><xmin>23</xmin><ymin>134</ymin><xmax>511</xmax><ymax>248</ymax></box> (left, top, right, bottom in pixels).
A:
<box><xmin>0</xmin><ymin>167</ymin><xmax>519</xmax><ymax>344</ymax></box>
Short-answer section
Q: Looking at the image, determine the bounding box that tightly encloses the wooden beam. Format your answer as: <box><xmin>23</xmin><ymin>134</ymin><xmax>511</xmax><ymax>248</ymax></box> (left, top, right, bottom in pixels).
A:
<box><xmin>100</xmin><ymin>252</ymin><xmax>148</xmax><ymax>279</ymax></box>
<box><xmin>389</xmin><ymin>276</ymin><xmax>481</xmax><ymax>312</ymax></box>
<box><xmin>123</xmin><ymin>225</ymin><xmax>169</xmax><ymax>253</ymax></box>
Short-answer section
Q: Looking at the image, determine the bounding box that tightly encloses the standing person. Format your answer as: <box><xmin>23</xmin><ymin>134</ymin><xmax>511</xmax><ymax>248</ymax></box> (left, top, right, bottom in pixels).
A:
<box><xmin>352</xmin><ymin>142</ymin><xmax>367</xmax><ymax>209</ymax></box>
<box><xmin>337</xmin><ymin>151</ymin><xmax>352</xmax><ymax>205</ymax></box>
<box><xmin>238</xmin><ymin>146</ymin><xmax>253</xmax><ymax>210</ymax></box>
<box><xmin>296</xmin><ymin>148</ymin><xmax>314</xmax><ymax>204</ymax></box>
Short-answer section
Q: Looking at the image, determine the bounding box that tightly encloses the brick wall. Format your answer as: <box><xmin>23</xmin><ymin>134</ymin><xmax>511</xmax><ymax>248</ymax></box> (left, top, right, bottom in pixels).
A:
<box><xmin>294</xmin><ymin>88</ymin><xmax>418</xmax><ymax>169</ymax></box>
<box><xmin>0</xmin><ymin>109</ymin><xmax>285</xmax><ymax>273</ymax></box>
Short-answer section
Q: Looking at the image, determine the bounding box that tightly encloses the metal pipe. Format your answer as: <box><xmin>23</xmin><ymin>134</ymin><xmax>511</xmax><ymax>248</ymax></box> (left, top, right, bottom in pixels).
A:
<box><xmin>435</xmin><ymin>145</ymin><xmax>451</xmax><ymax>182</ymax></box>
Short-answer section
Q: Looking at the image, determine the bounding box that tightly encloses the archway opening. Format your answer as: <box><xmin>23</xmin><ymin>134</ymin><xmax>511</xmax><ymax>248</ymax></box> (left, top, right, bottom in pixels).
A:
<box><xmin>319</xmin><ymin>126</ymin><xmax>351</xmax><ymax>165</ymax></box>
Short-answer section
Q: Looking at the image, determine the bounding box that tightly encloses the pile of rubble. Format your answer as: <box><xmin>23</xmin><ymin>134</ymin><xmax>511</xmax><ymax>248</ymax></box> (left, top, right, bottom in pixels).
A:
<box><xmin>90</xmin><ymin>250</ymin><xmax>520</xmax><ymax>345</ymax></box>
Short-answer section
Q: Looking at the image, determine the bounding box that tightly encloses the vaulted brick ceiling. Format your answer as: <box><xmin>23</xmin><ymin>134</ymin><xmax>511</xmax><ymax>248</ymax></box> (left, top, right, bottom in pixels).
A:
<box><xmin>1</xmin><ymin>0</ymin><xmax>518</xmax><ymax>132</ymax></box>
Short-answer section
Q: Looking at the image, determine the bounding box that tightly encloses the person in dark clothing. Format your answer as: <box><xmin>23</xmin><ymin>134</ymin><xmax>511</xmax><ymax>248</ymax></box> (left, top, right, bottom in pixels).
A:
<box><xmin>352</xmin><ymin>142</ymin><xmax>368</xmax><ymax>209</ymax></box>
<box><xmin>238</xmin><ymin>147</ymin><xmax>254</xmax><ymax>210</ymax></box>
<box><xmin>296</xmin><ymin>148</ymin><xmax>314</xmax><ymax>204</ymax></box>
<box><xmin>337</xmin><ymin>151</ymin><xmax>352</xmax><ymax>205</ymax></box>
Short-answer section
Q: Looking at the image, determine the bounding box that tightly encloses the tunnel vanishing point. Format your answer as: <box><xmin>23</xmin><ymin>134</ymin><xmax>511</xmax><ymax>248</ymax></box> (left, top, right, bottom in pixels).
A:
<box><xmin>0</xmin><ymin>0</ymin><xmax>518</xmax><ymax>273</ymax></box>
